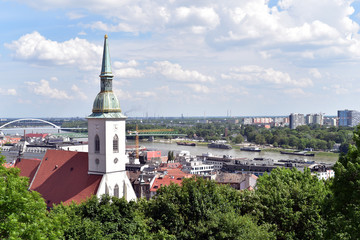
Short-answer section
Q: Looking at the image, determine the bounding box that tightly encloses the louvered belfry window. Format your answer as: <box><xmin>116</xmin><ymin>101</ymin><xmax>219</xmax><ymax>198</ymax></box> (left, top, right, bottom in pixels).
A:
<box><xmin>95</xmin><ymin>135</ymin><xmax>100</xmax><ymax>153</ymax></box>
<box><xmin>113</xmin><ymin>134</ymin><xmax>119</xmax><ymax>153</ymax></box>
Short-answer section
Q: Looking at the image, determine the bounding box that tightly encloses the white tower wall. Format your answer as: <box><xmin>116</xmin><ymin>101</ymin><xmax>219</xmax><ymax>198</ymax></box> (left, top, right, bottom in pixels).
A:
<box><xmin>88</xmin><ymin>118</ymin><xmax>127</xmax><ymax>174</ymax></box>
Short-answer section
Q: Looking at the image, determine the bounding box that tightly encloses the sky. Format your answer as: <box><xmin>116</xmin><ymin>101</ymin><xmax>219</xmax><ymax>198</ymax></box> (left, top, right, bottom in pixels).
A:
<box><xmin>2</xmin><ymin>0</ymin><xmax>360</xmax><ymax>118</ymax></box>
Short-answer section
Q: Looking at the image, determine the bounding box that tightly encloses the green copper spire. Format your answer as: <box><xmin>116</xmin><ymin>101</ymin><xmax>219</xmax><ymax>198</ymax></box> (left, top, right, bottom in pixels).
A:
<box><xmin>89</xmin><ymin>35</ymin><xmax>124</xmax><ymax>117</ymax></box>
<box><xmin>100</xmin><ymin>34</ymin><xmax>114</xmax><ymax>79</ymax></box>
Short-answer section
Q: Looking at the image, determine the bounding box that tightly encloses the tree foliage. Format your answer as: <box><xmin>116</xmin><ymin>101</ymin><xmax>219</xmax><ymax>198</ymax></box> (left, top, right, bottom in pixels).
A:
<box><xmin>145</xmin><ymin>177</ymin><xmax>274</xmax><ymax>240</ymax></box>
<box><xmin>241</xmin><ymin>168</ymin><xmax>329</xmax><ymax>240</ymax></box>
<box><xmin>325</xmin><ymin>127</ymin><xmax>360</xmax><ymax>239</ymax></box>
<box><xmin>51</xmin><ymin>195</ymin><xmax>172</xmax><ymax>240</ymax></box>
<box><xmin>0</xmin><ymin>155</ymin><xmax>63</xmax><ymax>239</ymax></box>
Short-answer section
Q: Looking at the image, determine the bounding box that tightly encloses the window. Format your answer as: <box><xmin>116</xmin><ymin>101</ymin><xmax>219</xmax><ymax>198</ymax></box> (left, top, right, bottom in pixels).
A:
<box><xmin>95</xmin><ymin>135</ymin><xmax>100</xmax><ymax>153</ymax></box>
<box><xmin>114</xmin><ymin>184</ymin><xmax>119</xmax><ymax>198</ymax></box>
<box><xmin>113</xmin><ymin>134</ymin><xmax>119</xmax><ymax>153</ymax></box>
<box><xmin>105</xmin><ymin>183</ymin><xmax>109</xmax><ymax>195</ymax></box>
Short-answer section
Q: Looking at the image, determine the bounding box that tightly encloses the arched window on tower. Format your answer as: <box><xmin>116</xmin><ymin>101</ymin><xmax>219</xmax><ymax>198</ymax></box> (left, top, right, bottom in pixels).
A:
<box><xmin>114</xmin><ymin>184</ymin><xmax>119</xmax><ymax>198</ymax></box>
<box><xmin>95</xmin><ymin>135</ymin><xmax>100</xmax><ymax>153</ymax></box>
<box><xmin>113</xmin><ymin>134</ymin><xmax>119</xmax><ymax>153</ymax></box>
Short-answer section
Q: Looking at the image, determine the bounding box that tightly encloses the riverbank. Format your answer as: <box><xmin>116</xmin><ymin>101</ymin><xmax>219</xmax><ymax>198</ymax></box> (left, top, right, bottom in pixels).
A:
<box><xmin>152</xmin><ymin>139</ymin><xmax>340</xmax><ymax>158</ymax></box>
<box><xmin>139</xmin><ymin>139</ymin><xmax>339</xmax><ymax>163</ymax></box>
<box><xmin>262</xmin><ymin>148</ymin><xmax>339</xmax><ymax>160</ymax></box>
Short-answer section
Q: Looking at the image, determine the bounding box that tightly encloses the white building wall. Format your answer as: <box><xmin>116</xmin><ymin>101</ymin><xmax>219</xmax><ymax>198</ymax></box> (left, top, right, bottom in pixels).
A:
<box><xmin>205</xmin><ymin>160</ymin><xmax>223</xmax><ymax>170</ymax></box>
<box><xmin>88</xmin><ymin>117</ymin><xmax>127</xmax><ymax>174</ymax></box>
<box><xmin>60</xmin><ymin>145</ymin><xmax>88</xmax><ymax>152</ymax></box>
<box><xmin>97</xmin><ymin>172</ymin><xmax>137</xmax><ymax>201</ymax></box>
<box><xmin>88</xmin><ymin>118</ymin><xmax>106</xmax><ymax>174</ymax></box>
<box><xmin>105</xmin><ymin>119</ymin><xmax>127</xmax><ymax>172</ymax></box>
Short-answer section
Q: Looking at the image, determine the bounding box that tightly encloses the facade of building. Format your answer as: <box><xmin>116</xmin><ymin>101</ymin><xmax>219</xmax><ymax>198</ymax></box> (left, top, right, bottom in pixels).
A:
<box><xmin>213</xmin><ymin>172</ymin><xmax>258</xmax><ymax>190</ymax></box>
<box><xmin>289</xmin><ymin>113</ymin><xmax>305</xmax><ymax>129</ymax></box>
<box><xmin>323</xmin><ymin>117</ymin><xmax>337</xmax><ymax>126</ymax></box>
<box><xmin>338</xmin><ymin>109</ymin><xmax>360</xmax><ymax>127</ymax></box>
<box><xmin>182</xmin><ymin>160</ymin><xmax>214</xmax><ymax>175</ymax></box>
<box><xmin>305</xmin><ymin>113</ymin><xmax>323</xmax><ymax>125</ymax></box>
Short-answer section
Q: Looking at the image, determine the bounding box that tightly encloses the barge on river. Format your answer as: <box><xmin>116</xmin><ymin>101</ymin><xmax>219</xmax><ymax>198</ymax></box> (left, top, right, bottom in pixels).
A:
<box><xmin>280</xmin><ymin>151</ymin><xmax>315</xmax><ymax>157</ymax></box>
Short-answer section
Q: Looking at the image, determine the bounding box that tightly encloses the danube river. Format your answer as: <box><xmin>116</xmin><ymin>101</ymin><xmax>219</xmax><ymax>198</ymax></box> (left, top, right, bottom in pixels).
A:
<box><xmin>129</xmin><ymin>140</ymin><xmax>339</xmax><ymax>164</ymax></box>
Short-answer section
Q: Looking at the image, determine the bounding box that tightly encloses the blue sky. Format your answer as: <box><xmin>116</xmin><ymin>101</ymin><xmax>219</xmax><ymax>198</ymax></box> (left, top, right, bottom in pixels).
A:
<box><xmin>2</xmin><ymin>0</ymin><xmax>360</xmax><ymax>118</ymax></box>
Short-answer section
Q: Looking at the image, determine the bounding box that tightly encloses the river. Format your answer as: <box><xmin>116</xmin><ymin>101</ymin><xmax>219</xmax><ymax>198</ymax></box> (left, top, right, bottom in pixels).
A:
<box><xmin>1</xmin><ymin>127</ymin><xmax>339</xmax><ymax>164</ymax></box>
<box><xmin>129</xmin><ymin>140</ymin><xmax>339</xmax><ymax>164</ymax></box>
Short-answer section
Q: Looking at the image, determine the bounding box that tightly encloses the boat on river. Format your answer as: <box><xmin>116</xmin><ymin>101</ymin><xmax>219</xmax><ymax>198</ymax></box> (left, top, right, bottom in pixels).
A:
<box><xmin>176</xmin><ymin>142</ymin><xmax>196</xmax><ymax>146</ymax></box>
<box><xmin>278</xmin><ymin>159</ymin><xmax>316</xmax><ymax>164</ymax></box>
<box><xmin>280</xmin><ymin>151</ymin><xmax>315</xmax><ymax>157</ymax></box>
<box><xmin>240</xmin><ymin>147</ymin><xmax>261</xmax><ymax>152</ymax></box>
<box><xmin>208</xmin><ymin>142</ymin><xmax>232</xmax><ymax>149</ymax></box>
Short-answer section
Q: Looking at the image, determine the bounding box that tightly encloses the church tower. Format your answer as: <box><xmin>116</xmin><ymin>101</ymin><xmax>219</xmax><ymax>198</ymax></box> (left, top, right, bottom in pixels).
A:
<box><xmin>87</xmin><ymin>35</ymin><xmax>127</xmax><ymax>174</ymax></box>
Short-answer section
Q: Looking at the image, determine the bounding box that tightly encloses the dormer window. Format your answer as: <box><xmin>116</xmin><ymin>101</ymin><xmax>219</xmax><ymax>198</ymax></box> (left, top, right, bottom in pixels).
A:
<box><xmin>95</xmin><ymin>135</ymin><xmax>100</xmax><ymax>153</ymax></box>
<box><xmin>113</xmin><ymin>134</ymin><xmax>119</xmax><ymax>153</ymax></box>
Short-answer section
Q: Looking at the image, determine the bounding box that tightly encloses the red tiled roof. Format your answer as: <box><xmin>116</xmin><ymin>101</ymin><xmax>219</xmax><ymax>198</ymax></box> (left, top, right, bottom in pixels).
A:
<box><xmin>3</xmin><ymin>162</ymin><xmax>14</xmax><ymax>168</ymax></box>
<box><xmin>251</xmin><ymin>174</ymin><xmax>259</xmax><ymax>180</ymax></box>
<box><xmin>30</xmin><ymin>150</ymin><xmax>102</xmax><ymax>207</ymax></box>
<box><xmin>14</xmin><ymin>158</ymin><xmax>41</xmax><ymax>182</ymax></box>
<box><xmin>150</xmin><ymin>168</ymin><xmax>192</xmax><ymax>192</ymax></box>
<box><xmin>26</xmin><ymin>133</ymin><xmax>48</xmax><ymax>138</ymax></box>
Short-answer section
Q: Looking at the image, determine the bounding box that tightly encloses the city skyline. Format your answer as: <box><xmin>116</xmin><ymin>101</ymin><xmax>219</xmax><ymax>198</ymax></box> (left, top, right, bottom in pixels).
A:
<box><xmin>2</xmin><ymin>0</ymin><xmax>360</xmax><ymax>118</ymax></box>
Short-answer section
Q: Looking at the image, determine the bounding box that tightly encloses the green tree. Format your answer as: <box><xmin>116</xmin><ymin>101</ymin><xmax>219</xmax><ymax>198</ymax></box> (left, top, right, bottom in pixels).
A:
<box><xmin>233</xmin><ymin>134</ymin><xmax>244</xmax><ymax>144</ymax></box>
<box><xmin>326</xmin><ymin>127</ymin><xmax>360</xmax><ymax>239</ymax></box>
<box><xmin>0</xmin><ymin>155</ymin><xmax>63</xmax><ymax>239</ymax></box>
<box><xmin>167</xmin><ymin>151</ymin><xmax>175</xmax><ymax>162</ymax></box>
<box><xmin>146</xmin><ymin>177</ymin><xmax>274</xmax><ymax>239</ymax></box>
<box><xmin>52</xmin><ymin>195</ymin><xmax>164</xmax><ymax>239</ymax></box>
<box><xmin>246</xmin><ymin>168</ymin><xmax>328</xmax><ymax>240</ymax></box>
<box><xmin>255</xmin><ymin>134</ymin><xmax>266</xmax><ymax>145</ymax></box>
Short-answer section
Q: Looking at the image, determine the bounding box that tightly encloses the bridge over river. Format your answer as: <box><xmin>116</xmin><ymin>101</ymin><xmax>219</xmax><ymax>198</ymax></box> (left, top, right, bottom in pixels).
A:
<box><xmin>0</xmin><ymin>118</ymin><xmax>186</xmax><ymax>139</ymax></box>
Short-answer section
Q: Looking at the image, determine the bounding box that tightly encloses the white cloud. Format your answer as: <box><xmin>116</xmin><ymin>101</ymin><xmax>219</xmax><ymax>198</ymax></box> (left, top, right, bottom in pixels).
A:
<box><xmin>283</xmin><ymin>88</ymin><xmax>306</xmax><ymax>95</ymax></box>
<box><xmin>332</xmin><ymin>84</ymin><xmax>349</xmax><ymax>95</ymax></box>
<box><xmin>66</xmin><ymin>11</ymin><xmax>86</xmax><ymax>20</ymax></box>
<box><xmin>14</xmin><ymin>0</ymin><xmax>360</xmax><ymax>62</ymax></box>
<box><xmin>135</xmin><ymin>91</ymin><xmax>156</xmax><ymax>98</ymax></box>
<box><xmin>221</xmin><ymin>65</ymin><xmax>313</xmax><ymax>87</ymax></box>
<box><xmin>172</xmin><ymin>7</ymin><xmax>220</xmax><ymax>34</ymax></box>
<box><xmin>154</xmin><ymin>61</ymin><xmax>215</xmax><ymax>83</ymax></box>
<box><xmin>113</xmin><ymin>88</ymin><xmax>132</xmax><ymax>100</ymax></box>
<box><xmin>309</xmin><ymin>68</ymin><xmax>322</xmax><ymax>79</ymax></box>
<box><xmin>26</xmin><ymin>79</ymin><xmax>73</xmax><ymax>100</ymax></box>
<box><xmin>113</xmin><ymin>60</ymin><xmax>144</xmax><ymax>78</ymax></box>
<box><xmin>220</xmin><ymin>84</ymin><xmax>248</xmax><ymax>95</ymax></box>
<box><xmin>113</xmin><ymin>60</ymin><xmax>139</xmax><ymax>68</ymax></box>
<box><xmin>0</xmin><ymin>88</ymin><xmax>17</xmax><ymax>96</ymax></box>
<box><xmin>186</xmin><ymin>84</ymin><xmax>210</xmax><ymax>93</ymax></box>
<box><xmin>5</xmin><ymin>32</ymin><xmax>101</xmax><ymax>70</ymax></box>
<box><xmin>71</xmin><ymin>84</ymin><xmax>88</xmax><ymax>100</ymax></box>
<box><xmin>114</xmin><ymin>68</ymin><xmax>144</xmax><ymax>78</ymax></box>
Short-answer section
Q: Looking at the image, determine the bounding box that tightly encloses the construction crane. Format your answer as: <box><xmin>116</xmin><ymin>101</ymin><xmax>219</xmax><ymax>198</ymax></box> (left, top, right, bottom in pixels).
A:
<box><xmin>128</xmin><ymin>125</ymin><xmax>174</xmax><ymax>159</ymax></box>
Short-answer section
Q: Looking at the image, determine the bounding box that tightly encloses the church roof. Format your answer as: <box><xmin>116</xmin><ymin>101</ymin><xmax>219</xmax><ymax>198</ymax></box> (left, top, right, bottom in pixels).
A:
<box><xmin>14</xmin><ymin>158</ymin><xmax>41</xmax><ymax>183</ymax></box>
<box><xmin>29</xmin><ymin>150</ymin><xmax>102</xmax><ymax>207</ymax></box>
